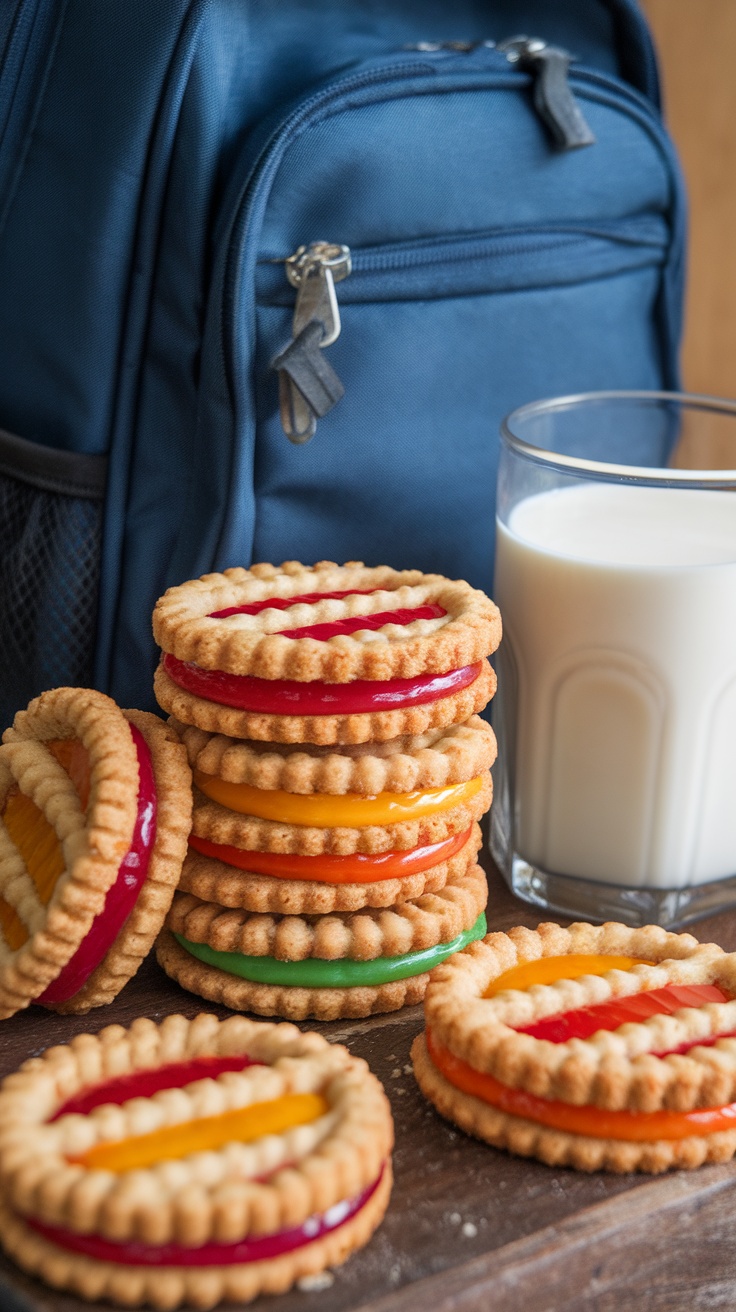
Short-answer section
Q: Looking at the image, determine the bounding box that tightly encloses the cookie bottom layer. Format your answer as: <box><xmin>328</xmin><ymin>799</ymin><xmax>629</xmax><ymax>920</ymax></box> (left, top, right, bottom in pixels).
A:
<box><xmin>411</xmin><ymin>1033</ymin><xmax>736</xmax><ymax>1174</ymax></box>
<box><xmin>0</xmin><ymin>1162</ymin><xmax>392</xmax><ymax>1310</ymax></box>
<box><xmin>157</xmin><ymin>930</ymin><xmax>430</xmax><ymax>1020</ymax></box>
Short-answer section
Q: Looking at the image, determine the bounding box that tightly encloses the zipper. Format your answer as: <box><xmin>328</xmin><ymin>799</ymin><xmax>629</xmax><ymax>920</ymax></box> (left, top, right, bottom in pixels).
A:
<box><xmin>404</xmin><ymin>34</ymin><xmax>596</xmax><ymax>151</ymax></box>
<box><xmin>268</xmin><ymin>218</ymin><xmax>668</xmax><ymax>442</ymax></box>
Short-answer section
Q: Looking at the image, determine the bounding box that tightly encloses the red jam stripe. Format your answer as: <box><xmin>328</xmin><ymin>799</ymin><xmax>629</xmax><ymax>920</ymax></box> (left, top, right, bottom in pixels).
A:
<box><xmin>37</xmin><ymin>725</ymin><xmax>157</xmax><ymax>1007</ymax></box>
<box><xmin>518</xmin><ymin>984</ymin><xmax>729</xmax><ymax>1044</ymax></box>
<box><xmin>26</xmin><ymin>1169</ymin><xmax>384</xmax><ymax>1266</ymax></box>
<box><xmin>51</xmin><ymin>1055</ymin><xmax>264</xmax><ymax>1121</ymax></box>
<box><xmin>277</xmin><ymin>604</ymin><xmax>446</xmax><ymax>641</ymax></box>
<box><xmin>163</xmin><ymin>652</ymin><xmax>482</xmax><ymax>715</ymax></box>
<box><xmin>211</xmin><ymin>588</ymin><xmax>379</xmax><ymax>618</ymax></box>
<box><xmin>426</xmin><ymin>1029</ymin><xmax>736</xmax><ymax>1142</ymax></box>
<box><xmin>188</xmin><ymin>827</ymin><xmax>473</xmax><ymax>883</ymax></box>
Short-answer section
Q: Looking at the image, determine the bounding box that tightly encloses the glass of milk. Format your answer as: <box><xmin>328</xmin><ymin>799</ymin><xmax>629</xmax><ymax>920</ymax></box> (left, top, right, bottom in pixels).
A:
<box><xmin>491</xmin><ymin>391</ymin><xmax>736</xmax><ymax>927</ymax></box>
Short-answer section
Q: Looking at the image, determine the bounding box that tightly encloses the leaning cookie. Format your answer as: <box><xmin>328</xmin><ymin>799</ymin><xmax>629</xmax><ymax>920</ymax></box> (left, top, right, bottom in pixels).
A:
<box><xmin>0</xmin><ymin>1012</ymin><xmax>393</xmax><ymax>1308</ymax></box>
<box><xmin>153</xmin><ymin>560</ymin><xmax>500</xmax><ymax>745</ymax></box>
<box><xmin>412</xmin><ymin>921</ymin><xmax>736</xmax><ymax>1173</ymax></box>
<box><xmin>157</xmin><ymin>865</ymin><xmax>488</xmax><ymax>1022</ymax></box>
<box><xmin>0</xmin><ymin>688</ymin><xmax>192</xmax><ymax>1016</ymax></box>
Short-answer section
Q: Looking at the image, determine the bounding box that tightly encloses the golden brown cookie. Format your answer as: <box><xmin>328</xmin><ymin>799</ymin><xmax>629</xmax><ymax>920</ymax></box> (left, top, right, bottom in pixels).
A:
<box><xmin>179</xmin><ymin>823</ymin><xmax>483</xmax><ymax>915</ymax></box>
<box><xmin>154</xmin><ymin>561</ymin><xmax>501</xmax><ymax>682</ymax></box>
<box><xmin>412</xmin><ymin>921</ymin><xmax>736</xmax><ymax>1173</ymax></box>
<box><xmin>0</xmin><ymin>689</ymin><xmax>192</xmax><ymax>1017</ymax></box>
<box><xmin>0</xmin><ymin>1013</ymin><xmax>393</xmax><ymax>1307</ymax></box>
<box><xmin>156</xmin><ymin>866</ymin><xmax>488</xmax><ymax>1022</ymax></box>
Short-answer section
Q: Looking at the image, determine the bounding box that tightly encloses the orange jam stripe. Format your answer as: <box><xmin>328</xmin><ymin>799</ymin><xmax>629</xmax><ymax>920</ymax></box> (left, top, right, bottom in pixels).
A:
<box><xmin>2</xmin><ymin>790</ymin><xmax>65</xmax><ymax>907</ymax></box>
<box><xmin>193</xmin><ymin>774</ymin><xmax>483</xmax><ymax>826</ymax></box>
<box><xmin>426</xmin><ymin>1029</ymin><xmax>736</xmax><ymax>1142</ymax></box>
<box><xmin>188</xmin><ymin>828</ymin><xmax>473</xmax><ymax>883</ymax></box>
<box><xmin>73</xmin><ymin>1092</ymin><xmax>328</xmax><ymax>1172</ymax></box>
<box><xmin>47</xmin><ymin>740</ymin><xmax>91</xmax><ymax>810</ymax></box>
<box><xmin>0</xmin><ymin>897</ymin><xmax>28</xmax><ymax>949</ymax></box>
<box><xmin>484</xmin><ymin>954</ymin><xmax>650</xmax><ymax>998</ymax></box>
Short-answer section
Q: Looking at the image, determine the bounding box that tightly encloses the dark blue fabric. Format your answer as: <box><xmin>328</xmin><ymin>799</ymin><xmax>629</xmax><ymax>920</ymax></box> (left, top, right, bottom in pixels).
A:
<box><xmin>0</xmin><ymin>0</ymin><xmax>684</xmax><ymax>719</ymax></box>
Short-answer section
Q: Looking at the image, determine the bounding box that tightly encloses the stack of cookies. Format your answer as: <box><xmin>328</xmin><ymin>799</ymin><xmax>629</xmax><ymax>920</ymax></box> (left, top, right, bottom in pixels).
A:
<box><xmin>153</xmin><ymin>561</ymin><xmax>502</xmax><ymax>1020</ymax></box>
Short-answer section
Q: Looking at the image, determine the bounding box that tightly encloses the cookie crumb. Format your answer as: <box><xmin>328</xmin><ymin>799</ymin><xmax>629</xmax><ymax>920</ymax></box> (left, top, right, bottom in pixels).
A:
<box><xmin>391</xmin><ymin>1067</ymin><xmax>402</xmax><ymax>1078</ymax></box>
<box><xmin>462</xmin><ymin>1222</ymin><xmax>478</xmax><ymax>1238</ymax></box>
<box><xmin>297</xmin><ymin>1272</ymin><xmax>335</xmax><ymax>1292</ymax></box>
<box><xmin>448</xmin><ymin>1211</ymin><xmax>462</xmax><ymax>1225</ymax></box>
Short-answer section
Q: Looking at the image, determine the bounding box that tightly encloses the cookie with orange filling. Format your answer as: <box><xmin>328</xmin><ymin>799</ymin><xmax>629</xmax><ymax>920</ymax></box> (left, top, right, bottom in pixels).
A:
<box><xmin>153</xmin><ymin>561</ymin><xmax>500</xmax><ymax>745</ymax></box>
<box><xmin>157</xmin><ymin>863</ymin><xmax>488</xmax><ymax>1021</ymax></box>
<box><xmin>412</xmin><ymin>921</ymin><xmax>736</xmax><ymax>1172</ymax></box>
<box><xmin>177</xmin><ymin>716</ymin><xmax>494</xmax><ymax>913</ymax></box>
<box><xmin>0</xmin><ymin>688</ymin><xmax>192</xmax><ymax>1017</ymax></box>
<box><xmin>0</xmin><ymin>1012</ymin><xmax>392</xmax><ymax>1308</ymax></box>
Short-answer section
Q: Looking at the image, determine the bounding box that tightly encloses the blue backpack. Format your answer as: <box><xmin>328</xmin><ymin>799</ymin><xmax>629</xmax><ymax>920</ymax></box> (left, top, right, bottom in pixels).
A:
<box><xmin>0</xmin><ymin>0</ymin><xmax>685</xmax><ymax>726</ymax></box>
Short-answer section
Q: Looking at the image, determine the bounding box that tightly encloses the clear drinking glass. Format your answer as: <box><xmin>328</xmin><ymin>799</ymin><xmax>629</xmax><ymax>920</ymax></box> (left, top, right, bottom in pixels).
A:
<box><xmin>491</xmin><ymin>391</ymin><xmax>736</xmax><ymax>928</ymax></box>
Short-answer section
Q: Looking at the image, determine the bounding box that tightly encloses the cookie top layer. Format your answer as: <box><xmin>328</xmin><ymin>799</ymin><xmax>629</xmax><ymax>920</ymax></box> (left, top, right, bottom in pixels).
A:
<box><xmin>423</xmin><ymin>921</ymin><xmax>736</xmax><ymax>1114</ymax></box>
<box><xmin>172</xmin><ymin>715</ymin><xmax>497</xmax><ymax>795</ymax></box>
<box><xmin>0</xmin><ymin>1013</ymin><xmax>392</xmax><ymax>1247</ymax></box>
<box><xmin>153</xmin><ymin>561</ymin><xmax>501</xmax><ymax>683</ymax></box>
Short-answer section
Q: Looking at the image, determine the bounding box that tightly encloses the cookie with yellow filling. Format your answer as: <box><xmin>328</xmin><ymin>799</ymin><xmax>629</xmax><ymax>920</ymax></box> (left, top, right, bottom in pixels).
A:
<box><xmin>412</xmin><ymin>921</ymin><xmax>736</xmax><ymax>1173</ymax></box>
<box><xmin>157</xmin><ymin>863</ymin><xmax>488</xmax><ymax>1021</ymax></box>
<box><xmin>0</xmin><ymin>1012</ymin><xmax>393</xmax><ymax>1308</ymax></box>
<box><xmin>0</xmin><ymin>688</ymin><xmax>192</xmax><ymax>1017</ymax></box>
<box><xmin>153</xmin><ymin>560</ymin><xmax>500</xmax><ymax>745</ymax></box>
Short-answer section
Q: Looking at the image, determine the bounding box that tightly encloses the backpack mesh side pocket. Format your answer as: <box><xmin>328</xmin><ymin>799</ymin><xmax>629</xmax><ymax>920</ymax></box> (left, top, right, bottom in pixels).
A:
<box><xmin>0</xmin><ymin>429</ymin><xmax>107</xmax><ymax>730</ymax></box>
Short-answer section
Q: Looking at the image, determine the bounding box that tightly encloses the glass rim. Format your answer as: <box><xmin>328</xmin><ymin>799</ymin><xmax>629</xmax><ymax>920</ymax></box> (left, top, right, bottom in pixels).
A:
<box><xmin>501</xmin><ymin>390</ymin><xmax>736</xmax><ymax>485</ymax></box>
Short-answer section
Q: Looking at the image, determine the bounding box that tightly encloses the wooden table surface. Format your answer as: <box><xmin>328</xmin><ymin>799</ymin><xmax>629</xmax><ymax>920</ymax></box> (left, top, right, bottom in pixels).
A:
<box><xmin>2</xmin><ymin>853</ymin><xmax>736</xmax><ymax>1312</ymax></box>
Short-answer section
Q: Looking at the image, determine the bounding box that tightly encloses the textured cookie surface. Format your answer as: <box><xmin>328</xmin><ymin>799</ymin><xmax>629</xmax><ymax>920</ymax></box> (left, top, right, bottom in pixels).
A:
<box><xmin>153</xmin><ymin>561</ymin><xmax>502</xmax><ymax>682</ymax></box>
<box><xmin>179</xmin><ymin>823</ymin><xmax>483</xmax><ymax>915</ymax></box>
<box><xmin>0</xmin><ymin>1013</ymin><xmax>393</xmax><ymax>1307</ymax></box>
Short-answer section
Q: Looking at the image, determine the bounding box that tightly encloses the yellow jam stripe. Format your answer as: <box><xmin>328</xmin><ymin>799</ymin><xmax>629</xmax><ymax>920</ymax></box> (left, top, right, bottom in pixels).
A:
<box><xmin>193</xmin><ymin>773</ymin><xmax>484</xmax><ymax>825</ymax></box>
<box><xmin>484</xmin><ymin>954</ymin><xmax>650</xmax><ymax>998</ymax></box>
<box><xmin>74</xmin><ymin>1092</ymin><xmax>328</xmax><ymax>1172</ymax></box>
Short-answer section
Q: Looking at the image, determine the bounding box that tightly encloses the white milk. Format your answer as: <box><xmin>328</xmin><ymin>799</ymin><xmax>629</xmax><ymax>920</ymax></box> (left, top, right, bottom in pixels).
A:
<box><xmin>494</xmin><ymin>482</ymin><xmax>736</xmax><ymax>888</ymax></box>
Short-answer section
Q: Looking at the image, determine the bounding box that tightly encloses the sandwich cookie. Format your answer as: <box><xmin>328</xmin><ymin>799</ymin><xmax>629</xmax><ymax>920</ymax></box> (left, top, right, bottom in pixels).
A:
<box><xmin>412</xmin><ymin>920</ymin><xmax>736</xmax><ymax>1173</ymax></box>
<box><xmin>176</xmin><ymin>716</ymin><xmax>494</xmax><ymax>913</ymax></box>
<box><xmin>0</xmin><ymin>688</ymin><xmax>192</xmax><ymax>1016</ymax></box>
<box><xmin>0</xmin><ymin>1012</ymin><xmax>392</xmax><ymax>1308</ymax></box>
<box><xmin>157</xmin><ymin>862</ymin><xmax>488</xmax><ymax>1020</ymax></box>
<box><xmin>153</xmin><ymin>561</ymin><xmax>500</xmax><ymax>744</ymax></box>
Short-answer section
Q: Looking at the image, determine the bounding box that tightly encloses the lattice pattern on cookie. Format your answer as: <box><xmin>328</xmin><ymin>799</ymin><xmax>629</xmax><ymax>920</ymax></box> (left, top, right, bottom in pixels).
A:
<box><xmin>423</xmin><ymin>921</ymin><xmax>736</xmax><ymax>1113</ymax></box>
<box><xmin>0</xmin><ymin>689</ymin><xmax>140</xmax><ymax>1017</ymax></box>
<box><xmin>153</xmin><ymin>561</ymin><xmax>501</xmax><ymax>682</ymax></box>
<box><xmin>172</xmin><ymin>716</ymin><xmax>497</xmax><ymax>794</ymax></box>
<box><xmin>166</xmin><ymin>862</ymin><xmax>487</xmax><ymax>962</ymax></box>
<box><xmin>0</xmin><ymin>1014</ymin><xmax>392</xmax><ymax>1247</ymax></box>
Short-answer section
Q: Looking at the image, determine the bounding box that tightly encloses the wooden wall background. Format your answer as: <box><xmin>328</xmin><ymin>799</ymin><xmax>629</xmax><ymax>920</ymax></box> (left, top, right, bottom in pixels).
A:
<box><xmin>641</xmin><ymin>0</ymin><xmax>736</xmax><ymax>398</ymax></box>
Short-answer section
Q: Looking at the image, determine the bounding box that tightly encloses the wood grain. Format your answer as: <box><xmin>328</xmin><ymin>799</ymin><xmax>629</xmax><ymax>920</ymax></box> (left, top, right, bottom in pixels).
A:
<box><xmin>642</xmin><ymin>0</ymin><xmax>736</xmax><ymax>401</ymax></box>
<box><xmin>2</xmin><ymin>848</ymin><xmax>736</xmax><ymax>1311</ymax></box>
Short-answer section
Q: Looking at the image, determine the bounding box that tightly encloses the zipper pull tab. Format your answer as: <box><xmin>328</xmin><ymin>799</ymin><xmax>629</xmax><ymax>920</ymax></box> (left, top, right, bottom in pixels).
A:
<box><xmin>499</xmin><ymin>36</ymin><xmax>595</xmax><ymax>151</ymax></box>
<box><xmin>272</xmin><ymin>242</ymin><xmax>351</xmax><ymax>444</ymax></box>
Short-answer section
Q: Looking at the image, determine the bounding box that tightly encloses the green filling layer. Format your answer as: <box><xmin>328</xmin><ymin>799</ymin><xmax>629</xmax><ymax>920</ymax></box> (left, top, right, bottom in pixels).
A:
<box><xmin>175</xmin><ymin>913</ymin><xmax>487</xmax><ymax>988</ymax></box>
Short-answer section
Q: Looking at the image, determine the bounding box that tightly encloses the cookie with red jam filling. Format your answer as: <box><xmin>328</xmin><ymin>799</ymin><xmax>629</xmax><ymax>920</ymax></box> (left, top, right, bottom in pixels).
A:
<box><xmin>177</xmin><ymin>715</ymin><xmax>494</xmax><ymax>914</ymax></box>
<box><xmin>153</xmin><ymin>561</ymin><xmax>500</xmax><ymax>744</ymax></box>
<box><xmin>412</xmin><ymin>921</ymin><xmax>736</xmax><ymax>1172</ymax></box>
<box><xmin>0</xmin><ymin>1013</ymin><xmax>393</xmax><ymax>1308</ymax></box>
<box><xmin>0</xmin><ymin>688</ymin><xmax>192</xmax><ymax>1016</ymax></box>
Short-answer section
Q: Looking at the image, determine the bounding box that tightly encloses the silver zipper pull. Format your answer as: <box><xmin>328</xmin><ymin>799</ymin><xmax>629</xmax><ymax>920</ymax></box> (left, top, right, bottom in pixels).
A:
<box><xmin>498</xmin><ymin>35</ymin><xmax>595</xmax><ymax>150</ymax></box>
<box><xmin>272</xmin><ymin>242</ymin><xmax>351</xmax><ymax>443</ymax></box>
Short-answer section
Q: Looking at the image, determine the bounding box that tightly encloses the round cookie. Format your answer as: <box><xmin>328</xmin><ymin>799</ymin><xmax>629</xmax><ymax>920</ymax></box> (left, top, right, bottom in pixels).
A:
<box><xmin>157</xmin><ymin>863</ymin><xmax>488</xmax><ymax>1022</ymax></box>
<box><xmin>413</xmin><ymin>920</ymin><xmax>736</xmax><ymax>1173</ymax></box>
<box><xmin>153</xmin><ymin>561</ymin><xmax>501</xmax><ymax>745</ymax></box>
<box><xmin>0</xmin><ymin>1012</ymin><xmax>393</xmax><ymax>1308</ymax></box>
<box><xmin>0</xmin><ymin>688</ymin><xmax>192</xmax><ymax>1016</ymax></box>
